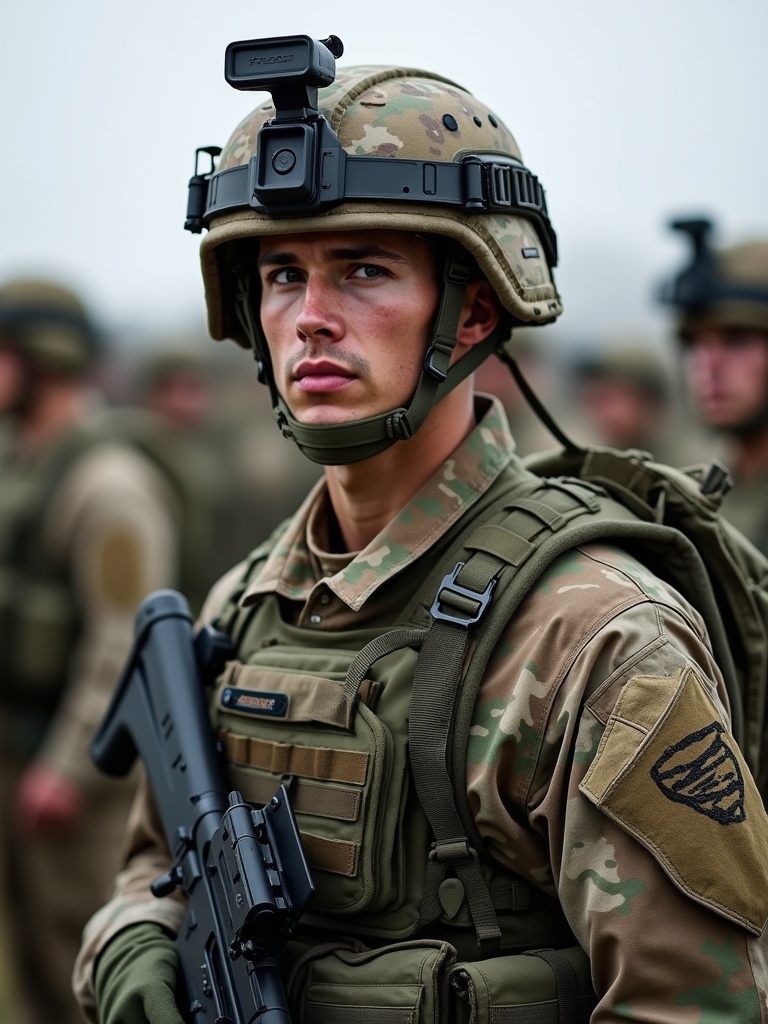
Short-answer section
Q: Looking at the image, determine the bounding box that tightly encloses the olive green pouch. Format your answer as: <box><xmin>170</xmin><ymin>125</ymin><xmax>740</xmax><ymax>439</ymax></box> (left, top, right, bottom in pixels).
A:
<box><xmin>450</xmin><ymin>946</ymin><xmax>595</xmax><ymax>1024</ymax></box>
<box><xmin>288</xmin><ymin>939</ymin><xmax>456</xmax><ymax>1023</ymax></box>
<box><xmin>213</xmin><ymin>656</ymin><xmax>411</xmax><ymax>919</ymax></box>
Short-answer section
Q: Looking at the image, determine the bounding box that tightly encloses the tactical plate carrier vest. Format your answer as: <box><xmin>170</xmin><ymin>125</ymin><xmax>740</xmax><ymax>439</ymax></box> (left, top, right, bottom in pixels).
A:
<box><xmin>210</xmin><ymin>441</ymin><xmax>768</xmax><ymax>1022</ymax></box>
<box><xmin>0</xmin><ymin>428</ymin><xmax>101</xmax><ymax>756</ymax></box>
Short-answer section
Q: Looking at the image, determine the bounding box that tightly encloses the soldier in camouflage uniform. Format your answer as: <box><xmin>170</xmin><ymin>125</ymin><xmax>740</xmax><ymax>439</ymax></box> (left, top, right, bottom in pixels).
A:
<box><xmin>74</xmin><ymin>47</ymin><xmax>768</xmax><ymax>1024</ymax></box>
<box><xmin>567</xmin><ymin>341</ymin><xmax>710</xmax><ymax>466</ymax></box>
<box><xmin>662</xmin><ymin>219</ymin><xmax>768</xmax><ymax>554</ymax></box>
<box><xmin>0</xmin><ymin>277</ymin><xmax>179</xmax><ymax>1024</ymax></box>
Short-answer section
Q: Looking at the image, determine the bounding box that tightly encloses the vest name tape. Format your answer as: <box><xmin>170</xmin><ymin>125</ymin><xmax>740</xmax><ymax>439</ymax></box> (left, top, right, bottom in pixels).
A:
<box><xmin>221</xmin><ymin>686</ymin><xmax>289</xmax><ymax>718</ymax></box>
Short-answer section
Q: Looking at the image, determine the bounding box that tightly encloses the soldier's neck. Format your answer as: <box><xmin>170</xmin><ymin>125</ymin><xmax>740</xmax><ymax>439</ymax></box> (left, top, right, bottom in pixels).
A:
<box><xmin>323</xmin><ymin>389</ymin><xmax>477</xmax><ymax>552</ymax></box>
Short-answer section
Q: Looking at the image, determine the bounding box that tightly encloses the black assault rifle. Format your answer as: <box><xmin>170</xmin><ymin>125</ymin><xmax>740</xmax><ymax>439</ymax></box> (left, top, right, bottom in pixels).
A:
<box><xmin>91</xmin><ymin>589</ymin><xmax>314</xmax><ymax>1024</ymax></box>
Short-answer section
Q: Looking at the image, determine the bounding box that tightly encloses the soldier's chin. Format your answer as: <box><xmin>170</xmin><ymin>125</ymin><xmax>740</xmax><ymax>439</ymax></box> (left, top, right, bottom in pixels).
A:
<box><xmin>294</xmin><ymin>403</ymin><xmax>366</xmax><ymax>426</ymax></box>
<box><xmin>698</xmin><ymin>401</ymin><xmax>737</xmax><ymax>429</ymax></box>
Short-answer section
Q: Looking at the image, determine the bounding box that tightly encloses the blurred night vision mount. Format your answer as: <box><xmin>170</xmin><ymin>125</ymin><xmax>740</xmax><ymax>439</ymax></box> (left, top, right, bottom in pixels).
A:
<box><xmin>184</xmin><ymin>32</ymin><xmax>558</xmax><ymax>268</ymax></box>
<box><xmin>659</xmin><ymin>216</ymin><xmax>768</xmax><ymax>310</ymax></box>
<box><xmin>658</xmin><ymin>218</ymin><xmax>718</xmax><ymax>308</ymax></box>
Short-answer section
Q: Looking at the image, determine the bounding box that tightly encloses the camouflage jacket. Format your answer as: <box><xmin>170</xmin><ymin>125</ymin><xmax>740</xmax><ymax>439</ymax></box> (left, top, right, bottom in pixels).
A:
<box><xmin>75</xmin><ymin>397</ymin><xmax>768</xmax><ymax>1022</ymax></box>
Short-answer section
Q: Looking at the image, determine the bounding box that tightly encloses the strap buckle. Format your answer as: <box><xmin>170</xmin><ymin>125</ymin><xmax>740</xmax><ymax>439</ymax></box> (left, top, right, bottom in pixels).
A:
<box><xmin>430</xmin><ymin>562</ymin><xmax>496</xmax><ymax>628</ymax></box>
<box><xmin>423</xmin><ymin>335</ymin><xmax>453</xmax><ymax>382</ymax></box>
<box><xmin>429</xmin><ymin>837</ymin><xmax>474</xmax><ymax>864</ymax></box>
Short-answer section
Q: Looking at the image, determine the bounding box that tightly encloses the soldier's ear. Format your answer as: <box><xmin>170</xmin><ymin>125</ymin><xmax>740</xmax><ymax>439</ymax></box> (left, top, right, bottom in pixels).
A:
<box><xmin>456</xmin><ymin>280</ymin><xmax>502</xmax><ymax>348</ymax></box>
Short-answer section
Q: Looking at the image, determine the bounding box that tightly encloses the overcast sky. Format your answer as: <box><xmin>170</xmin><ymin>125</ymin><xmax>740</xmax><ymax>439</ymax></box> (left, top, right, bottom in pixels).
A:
<box><xmin>1</xmin><ymin>0</ymin><xmax>766</xmax><ymax>352</ymax></box>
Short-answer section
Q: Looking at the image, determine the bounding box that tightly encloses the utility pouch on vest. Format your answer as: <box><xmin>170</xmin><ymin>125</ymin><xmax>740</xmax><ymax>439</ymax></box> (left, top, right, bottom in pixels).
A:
<box><xmin>286</xmin><ymin>939</ymin><xmax>595</xmax><ymax>1024</ymax></box>
<box><xmin>213</xmin><ymin>649</ymin><xmax>417</xmax><ymax>921</ymax></box>
<box><xmin>450</xmin><ymin>946</ymin><xmax>595</xmax><ymax>1024</ymax></box>
<box><xmin>287</xmin><ymin>939</ymin><xmax>456</xmax><ymax>1023</ymax></box>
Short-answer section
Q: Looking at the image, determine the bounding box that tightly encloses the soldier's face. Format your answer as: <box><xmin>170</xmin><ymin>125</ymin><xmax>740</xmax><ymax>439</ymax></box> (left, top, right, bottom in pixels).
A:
<box><xmin>683</xmin><ymin>328</ymin><xmax>768</xmax><ymax>432</ymax></box>
<box><xmin>257</xmin><ymin>230</ymin><xmax>440</xmax><ymax>426</ymax></box>
<box><xmin>0</xmin><ymin>341</ymin><xmax>26</xmax><ymax>415</ymax></box>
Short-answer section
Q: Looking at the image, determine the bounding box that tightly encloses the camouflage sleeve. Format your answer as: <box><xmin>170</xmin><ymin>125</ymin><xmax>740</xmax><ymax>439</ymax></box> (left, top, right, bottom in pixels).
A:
<box><xmin>468</xmin><ymin>542</ymin><xmax>768</xmax><ymax>1021</ymax></box>
<box><xmin>36</xmin><ymin>444</ymin><xmax>179</xmax><ymax>789</ymax></box>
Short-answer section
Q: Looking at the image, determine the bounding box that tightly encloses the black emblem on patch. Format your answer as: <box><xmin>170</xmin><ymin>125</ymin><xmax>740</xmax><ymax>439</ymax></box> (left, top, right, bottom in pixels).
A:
<box><xmin>650</xmin><ymin>721</ymin><xmax>745</xmax><ymax>824</ymax></box>
<box><xmin>521</xmin><ymin>247</ymin><xmax>540</xmax><ymax>259</ymax></box>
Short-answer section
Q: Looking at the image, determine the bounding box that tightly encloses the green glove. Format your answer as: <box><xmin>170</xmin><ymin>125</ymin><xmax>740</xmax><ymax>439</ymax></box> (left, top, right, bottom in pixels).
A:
<box><xmin>95</xmin><ymin>922</ymin><xmax>184</xmax><ymax>1024</ymax></box>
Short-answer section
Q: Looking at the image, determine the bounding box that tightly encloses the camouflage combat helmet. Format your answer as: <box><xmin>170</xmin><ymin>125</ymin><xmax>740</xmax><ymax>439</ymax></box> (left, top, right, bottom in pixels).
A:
<box><xmin>0</xmin><ymin>277</ymin><xmax>100</xmax><ymax>376</ymax></box>
<box><xmin>661</xmin><ymin>218</ymin><xmax>768</xmax><ymax>339</ymax></box>
<box><xmin>185</xmin><ymin>34</ymin><xmax>562</xmax><ymax>464</ymax></box>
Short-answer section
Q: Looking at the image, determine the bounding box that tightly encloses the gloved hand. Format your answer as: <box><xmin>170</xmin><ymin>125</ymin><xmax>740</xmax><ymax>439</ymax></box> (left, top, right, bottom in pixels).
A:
<box><xmin>95</xmin><ymin>922</ymin><xmax>184</xmax><ymax>1024</ymax></box>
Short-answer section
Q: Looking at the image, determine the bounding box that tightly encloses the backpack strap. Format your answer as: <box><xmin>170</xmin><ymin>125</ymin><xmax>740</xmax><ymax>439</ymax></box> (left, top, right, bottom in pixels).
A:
<box><xmin>409</xmin><ymin>472</ymin><xmax>718</xmax><ymax>946</ymax></box>
<box><xmin>408</xmin><ymin>477</ymin><xmax>620</xmax><ymax>948</ymax></box>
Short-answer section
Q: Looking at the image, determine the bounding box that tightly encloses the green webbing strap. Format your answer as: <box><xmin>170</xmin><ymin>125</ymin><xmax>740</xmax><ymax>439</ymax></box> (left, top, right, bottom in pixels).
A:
<box><xmin>522</xmin><ymin>949</ymin><xmax>581</xmax><ymax>1024</ymax></box>
<box><xmin>343</xmin><ymin>628</ymin><xmax>425</xmax><ymax>729</ymax></box>
<box><xmin>210</xmin><ymin>539</ymin><xmax>282</xmax><ymax>644</ymax></box>
<box><xmin>408</xmin><ymin>476</ymin><xmax>624</xmax><ymax>948</ymax></box>
<box><xmin>410</xmin><ymin>555</ymin><xmax>506</xmax><ymax>950</ymax></box>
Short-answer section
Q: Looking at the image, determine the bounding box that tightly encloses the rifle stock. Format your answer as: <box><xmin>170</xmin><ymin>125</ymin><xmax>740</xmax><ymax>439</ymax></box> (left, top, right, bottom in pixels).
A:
<box><xmin>91</xmin><ymin>589</ymin><xmax>314</xmax><ymax>1024</ymax></box>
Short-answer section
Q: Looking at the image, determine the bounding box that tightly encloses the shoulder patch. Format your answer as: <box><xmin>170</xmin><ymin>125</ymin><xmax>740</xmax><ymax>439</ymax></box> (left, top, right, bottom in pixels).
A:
<box><xmin>580</xmin><ymin>665</ymin><xmax>768</xmax><ymax>934</ymax></box>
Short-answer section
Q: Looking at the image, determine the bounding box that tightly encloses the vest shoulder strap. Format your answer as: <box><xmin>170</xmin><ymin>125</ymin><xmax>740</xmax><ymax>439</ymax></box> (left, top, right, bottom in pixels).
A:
<box><xmin>409</xmin><ymin>468</ymin><xmax>733</xmax><ymax>937</ymax></box>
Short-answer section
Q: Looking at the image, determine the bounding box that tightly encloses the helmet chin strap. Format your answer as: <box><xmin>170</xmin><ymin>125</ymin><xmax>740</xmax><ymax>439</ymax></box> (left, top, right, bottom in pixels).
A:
<box><xmin>233</xmin><ymin>249</ymin><xmax>502</xmax><ymax>466</ymax></box>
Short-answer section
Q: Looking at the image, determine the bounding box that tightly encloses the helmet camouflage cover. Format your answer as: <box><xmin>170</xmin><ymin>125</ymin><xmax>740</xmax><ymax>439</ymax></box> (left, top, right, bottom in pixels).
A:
<box><xmin>200</xmin><ymin>65</ymin><xmax>562</xmax><ymax>346</ymax></box>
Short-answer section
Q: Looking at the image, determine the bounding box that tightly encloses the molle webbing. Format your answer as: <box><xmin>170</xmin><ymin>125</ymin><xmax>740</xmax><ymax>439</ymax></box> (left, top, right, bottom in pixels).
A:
<box><xmin>221</xmin><ymin>731</ymin><xmax>369</xmax><ymax>784</ymax></box>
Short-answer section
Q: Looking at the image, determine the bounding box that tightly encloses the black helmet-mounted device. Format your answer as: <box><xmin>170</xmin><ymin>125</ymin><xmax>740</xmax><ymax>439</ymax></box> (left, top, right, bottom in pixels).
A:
<box><xmin>183</xmin><ymin>32</ymin><xmax>557</xmax><ymax>268</ymax></box>
<box><xmin>658</xmin><ymin>217</ymin><xmax>718</xmax><ymax>309</ymax></box>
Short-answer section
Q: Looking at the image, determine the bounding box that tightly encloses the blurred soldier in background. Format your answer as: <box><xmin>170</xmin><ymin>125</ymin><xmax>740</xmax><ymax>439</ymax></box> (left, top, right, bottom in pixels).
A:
<box><xmin>567</xmin><ymin>340</ymin><xmax>709</xmax><ymax>466</ymax></box>
<box><xmin>114</xmin><ymin>344</ymin><xmax>238</xmax><ymax>615</ymax></box>
<box><xmin>122</xmin><ymin>342</ymin><xmax>321</xmax><ymax>609</ymax></box>
<box><xmin>661</xmin><ymin>219</ymin><xmax>768</xmax><ymax>552</ymax></box>
<box><xmin>0</xmin><ymin>277</ymin><xmax>178</xmax><ymax>1024</ymax></box>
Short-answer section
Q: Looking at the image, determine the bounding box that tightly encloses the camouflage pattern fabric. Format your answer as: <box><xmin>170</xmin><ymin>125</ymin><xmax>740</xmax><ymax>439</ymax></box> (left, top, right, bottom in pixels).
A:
<box><xmin>201</xmin><ymin>66</ymin><xmax>561</xmax><ymax>346</ymax></box>
<box><xmin>74</xmin><ymin>397</ymin><xmax>768</xmax><ymax>1022</ymax></box>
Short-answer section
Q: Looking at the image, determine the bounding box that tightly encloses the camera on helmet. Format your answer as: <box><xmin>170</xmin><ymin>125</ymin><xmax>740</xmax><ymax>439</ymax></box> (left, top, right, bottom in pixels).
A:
<box><xmin>184</xmin><ymin>30</ymin><xmax>557</xmax><ymax>271</ymax></box>
<box><xmin>224</xmin><ymin>34</ymin><xmax>344</xmax><ymax>207</ymax></box>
